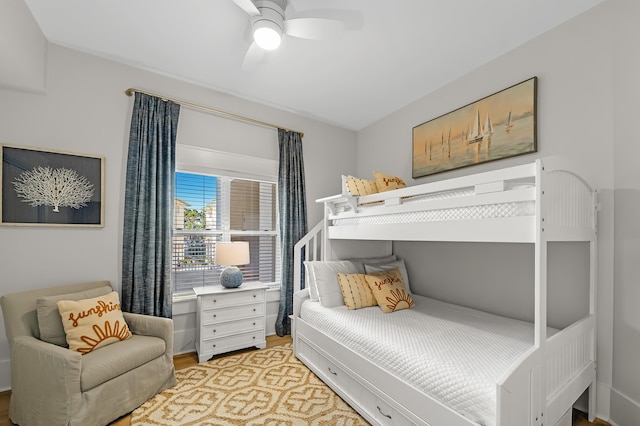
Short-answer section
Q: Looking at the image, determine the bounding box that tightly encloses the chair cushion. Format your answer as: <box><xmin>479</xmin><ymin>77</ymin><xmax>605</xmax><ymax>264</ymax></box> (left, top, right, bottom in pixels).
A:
<box><xmin>36</xmin><ymin>286</ymin><xmax>112</xmax><ymax>346</ymax></box>
<box><xmin>81</xmin><ymin>334</ymin><xmax>166</xmax><ymax>391</ymax></box>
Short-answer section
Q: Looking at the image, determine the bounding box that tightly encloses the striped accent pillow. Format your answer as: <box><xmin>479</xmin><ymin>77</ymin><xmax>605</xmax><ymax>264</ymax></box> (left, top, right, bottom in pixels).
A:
<box><xmin>337</xmin><ymin>273</ymin><xmax>378</xmax><ymax>310</ymax></box>
<box><xmin>342</xmin><ymin>175</ymin><xmax>379</xmax><ymax>196</ymax></box>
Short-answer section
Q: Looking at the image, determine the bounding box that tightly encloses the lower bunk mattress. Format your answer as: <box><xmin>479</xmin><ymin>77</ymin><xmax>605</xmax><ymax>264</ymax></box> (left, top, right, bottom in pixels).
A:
<box><xmin>300</xmin><ymin>294</ymin><xmax>551</xmax><ymax>426</ymax></box>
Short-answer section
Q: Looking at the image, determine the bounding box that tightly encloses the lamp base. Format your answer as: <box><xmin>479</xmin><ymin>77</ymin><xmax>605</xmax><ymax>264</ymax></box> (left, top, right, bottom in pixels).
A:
<box><xmin>220</xmin><ymin>266</ymin><xmax>243</xmax><ymax>288</ymax></box>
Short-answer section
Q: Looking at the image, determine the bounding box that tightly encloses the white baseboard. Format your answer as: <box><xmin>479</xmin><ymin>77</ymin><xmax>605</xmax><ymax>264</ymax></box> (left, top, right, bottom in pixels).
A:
<box><xmin>265</xmin><ymin>313</ymin><xmax>277</xmax><ymax>336</ymax></box>
<box><xmin>0</xmin><ymin>358</ymin><xmax>10</xmax><ymax>391</ymax></box>
<box><xmin>610</xmin><ymin>387</ymin><xmax>640</xmax><ymax>426</ymax></box>
<box><xmin>174</xmin><ymin>328</ymin><xmax>196</xmax><ymax>355</ymax></box>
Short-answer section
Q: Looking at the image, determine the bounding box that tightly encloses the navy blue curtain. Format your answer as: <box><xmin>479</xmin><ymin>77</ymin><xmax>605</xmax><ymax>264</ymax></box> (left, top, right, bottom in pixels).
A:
<box><xmin>122</xmin><ymin>92</ymin><xmax>180</xmax><ymax>317</ymax></box>
<box><xmin>275</xmin><ymin>129</ymin><xmax>307</xmax><ymax>336</ymax></box>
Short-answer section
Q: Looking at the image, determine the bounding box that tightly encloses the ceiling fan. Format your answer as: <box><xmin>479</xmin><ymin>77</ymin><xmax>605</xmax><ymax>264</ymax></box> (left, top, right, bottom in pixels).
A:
<box><xmin>231</xmin><ymin>0</ymin><xmax>345</xmax><ymax>70</ymax></box>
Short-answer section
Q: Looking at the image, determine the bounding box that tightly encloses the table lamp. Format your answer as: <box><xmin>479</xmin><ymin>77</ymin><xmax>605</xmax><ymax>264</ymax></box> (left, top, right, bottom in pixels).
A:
<box><xmin>215</xmin><ymin>241</ymin><xmax>250</xmax><ymax>288</ymax></box>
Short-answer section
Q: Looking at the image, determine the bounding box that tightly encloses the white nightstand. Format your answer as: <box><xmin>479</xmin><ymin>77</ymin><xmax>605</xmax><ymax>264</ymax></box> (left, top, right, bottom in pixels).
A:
<box><xmin>193</xmin><ymin>282</ymin><xmax>268</xmax><ymax>363</ymax></box>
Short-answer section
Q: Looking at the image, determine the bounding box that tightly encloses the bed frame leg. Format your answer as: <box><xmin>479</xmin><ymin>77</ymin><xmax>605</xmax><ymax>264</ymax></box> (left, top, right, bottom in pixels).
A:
<box><xmin>587</xmin><ymin>382</ymin><xmax>596</xmax><ymax>422</ymax></box>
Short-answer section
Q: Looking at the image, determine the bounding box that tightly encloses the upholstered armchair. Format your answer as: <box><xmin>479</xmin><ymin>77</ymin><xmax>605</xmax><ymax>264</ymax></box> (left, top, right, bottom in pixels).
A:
<box><xmin>0</xmin><ymin>281</ymin><xmax>177</xmax><ymax>426</ymax></box>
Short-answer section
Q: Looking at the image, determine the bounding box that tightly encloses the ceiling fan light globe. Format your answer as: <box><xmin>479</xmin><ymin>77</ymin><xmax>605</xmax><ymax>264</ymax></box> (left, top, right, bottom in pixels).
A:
<box><xmin>253</xmin><ymin>21</ymin><xmax>282</xmax><ymax>50</ymax></box>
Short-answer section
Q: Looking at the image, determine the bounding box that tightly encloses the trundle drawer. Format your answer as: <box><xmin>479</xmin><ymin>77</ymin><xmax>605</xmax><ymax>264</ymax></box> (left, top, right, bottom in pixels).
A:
<box><xmin>364</xmin><ymin>393</ymin><xmax>414</xmax><ymax>426</ymax></box>
<box><xmin>296</xmin><ymin>336</ymin><xmax>415</xmax><ymax>426</ymax></box>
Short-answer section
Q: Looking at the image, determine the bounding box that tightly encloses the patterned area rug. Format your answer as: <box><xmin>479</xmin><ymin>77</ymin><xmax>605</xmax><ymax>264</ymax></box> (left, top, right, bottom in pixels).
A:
<box><xmin>131</xmin><ymin>344</ymin><xmax>368</xmax><ymax>425</ymax></box>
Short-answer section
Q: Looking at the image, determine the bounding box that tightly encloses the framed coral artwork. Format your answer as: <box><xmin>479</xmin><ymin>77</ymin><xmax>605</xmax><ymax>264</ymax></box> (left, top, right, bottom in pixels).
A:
<box><xmin>1</xmin><ymin>144</ymin><xmax>104</xmax><ymax>227</ymax></box>
<box><xmin>412</xmin><ymin>77</ymin><xmax>537</xmax><ymax>178</ymax></box>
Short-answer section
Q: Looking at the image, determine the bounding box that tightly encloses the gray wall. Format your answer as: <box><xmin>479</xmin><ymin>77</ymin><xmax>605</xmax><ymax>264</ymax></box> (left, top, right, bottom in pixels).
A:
<box><xmin>356</xmin><ymin>1</ymin><xmax>638</xmax><ymax>424</ymax></box>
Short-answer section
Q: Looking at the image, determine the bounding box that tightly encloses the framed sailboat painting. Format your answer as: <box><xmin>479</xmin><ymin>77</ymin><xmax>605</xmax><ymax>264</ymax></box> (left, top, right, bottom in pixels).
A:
<box><xmin>412</xmin><ymin>77</ymin><xmax>537</xmax><ymax>178</ymax></box>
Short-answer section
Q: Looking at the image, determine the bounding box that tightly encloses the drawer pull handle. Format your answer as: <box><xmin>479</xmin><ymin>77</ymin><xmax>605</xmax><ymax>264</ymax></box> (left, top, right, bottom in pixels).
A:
<box><xmin>253</xmin><ymin>336</ymin><xmax>256</xmax><ymax>339</ymax></box>
<box><xmin>213</xmin><ymin>299</ymin><xmax>216</xmax><ymax>303</ymax></box>
<box><xmin>253</xmin><ymin>322</ymin><xmax>256</xmax><ymax>326</ymax></box>
<box><xmin>253</xmin><ymin>308</ymin><xmax>256</xmax><ymax>312</ymax></box>
<box><xmin>213</xmin><ymin>344</ymin><xmax>216</xmax><ymax>348</ymax></box>
<box><xmin>213</xmin><ymin>329</ymin><xmax>216</xmax><ymax>333</ymax></box>
<box><xmin>253</xmin><ymin>294</ymin><xmax>256</xmax><ymax>298</ymax></box>
<box><xmin>376</xmin><ymin>406</ymin><xmax>392</xmax><ymax>419</ymax></box>
<box><xmin>213</xmin><ymin>314</ymin><xmax>217</xmax><ymax>318</ymax></box>
<box><xmin>327</xmin><ymin>367</ymin><xmax>338</xmax><ymax>376</ymax></box>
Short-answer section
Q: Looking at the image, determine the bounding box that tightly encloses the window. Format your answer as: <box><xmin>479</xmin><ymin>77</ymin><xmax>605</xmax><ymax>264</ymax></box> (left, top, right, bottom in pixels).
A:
<box><xmin>172</xmin><ymin>171</ymin><xmax>279</xmax><ymax>295</ymax></box>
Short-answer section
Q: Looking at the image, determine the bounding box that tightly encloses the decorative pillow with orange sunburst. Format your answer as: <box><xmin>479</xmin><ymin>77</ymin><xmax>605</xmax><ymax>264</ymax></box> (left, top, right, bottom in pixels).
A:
<box><xmin>57</xmin><ymin>291</ymin><xmax>131</xmax><ymax>354</ymax></box>
<box><xmin>364</xmin><ymin>268</ymin><xmax>414</xmax><ymax>313</ymax></box>
<box><xmin>372</xmin><ymin>171</ymin><xmax>406</xmax><ymax>192</ymax></box>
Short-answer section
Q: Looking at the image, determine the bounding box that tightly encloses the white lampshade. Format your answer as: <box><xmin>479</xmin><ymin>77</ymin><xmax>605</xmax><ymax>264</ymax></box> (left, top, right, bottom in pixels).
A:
<box><xmin>215</xmin><ymin>242</ymin><xmax>250</xmax><ymax>266</ymax></box>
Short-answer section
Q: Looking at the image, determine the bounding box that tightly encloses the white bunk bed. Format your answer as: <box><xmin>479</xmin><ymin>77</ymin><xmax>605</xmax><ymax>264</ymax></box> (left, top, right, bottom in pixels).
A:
<box><xmin>291</xmin><ymin>159</ymin><xmax>597</xmax><ymax>426</ymax></box>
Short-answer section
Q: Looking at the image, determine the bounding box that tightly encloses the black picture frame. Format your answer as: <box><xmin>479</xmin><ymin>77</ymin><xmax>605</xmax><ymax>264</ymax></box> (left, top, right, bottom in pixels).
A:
<box><xmin>412</xmin><ymin>77</ymin><xmax>537</xmax><ymax>178</ymax></box>
<box><xmin>1</xmin><ymin>145</ymin><xmax>104</xmax><ymax>227</ymax></box>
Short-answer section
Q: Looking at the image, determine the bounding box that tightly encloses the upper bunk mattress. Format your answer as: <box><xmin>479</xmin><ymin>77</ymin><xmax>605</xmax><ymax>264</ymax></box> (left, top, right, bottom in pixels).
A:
<box><xmin>300</xmin><ymin>294</ymin><xmax>542</xmax><ymax>426</ymax></box>
<box><xmin>331</xmin><ymin>181</ymin><xmax>535</xmax><ymax>226</ymax></box>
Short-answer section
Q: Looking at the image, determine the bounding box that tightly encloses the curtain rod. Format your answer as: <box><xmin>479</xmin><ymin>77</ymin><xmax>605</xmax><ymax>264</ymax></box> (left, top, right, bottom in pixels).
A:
<box><xmin>124</xmin><ymin>88</ymin><xmax>304</xmax><ymax>137</ymax></box>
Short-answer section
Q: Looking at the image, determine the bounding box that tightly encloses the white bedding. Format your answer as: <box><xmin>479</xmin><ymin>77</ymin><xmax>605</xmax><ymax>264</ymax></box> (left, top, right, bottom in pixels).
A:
<box><xmin>300</xmin><ymin>294</ymin><xmax>546</xmax><ymax>426</ymax></box>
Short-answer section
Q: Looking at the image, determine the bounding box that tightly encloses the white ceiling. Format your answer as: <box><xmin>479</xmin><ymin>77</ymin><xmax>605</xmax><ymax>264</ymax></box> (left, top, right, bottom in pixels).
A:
<box><xmin>23</xmin><ymin>0</ymin><xmax>605</xmax><ymax>131</ymax></box>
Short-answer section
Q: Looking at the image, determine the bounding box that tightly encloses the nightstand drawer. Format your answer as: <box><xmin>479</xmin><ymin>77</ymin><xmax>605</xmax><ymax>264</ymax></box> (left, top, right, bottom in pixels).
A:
<box><xmin>202</xmin><ymin>303</ymin><xmax>264</xmax><ymax>325</ymax></box>
<box><xmin>203</xmin><ymin>331</ymin><xmax>265</xmax><ymax>353</ymax></box>
<box><xmin>201</xmin><ymin>316</ymin><xmax>264</xmax><ymax>339</ymax></box>
<box><xmin>202</xmin><ymin>289</ymin><xmax>264</xmax><ymax>309</ymax></box>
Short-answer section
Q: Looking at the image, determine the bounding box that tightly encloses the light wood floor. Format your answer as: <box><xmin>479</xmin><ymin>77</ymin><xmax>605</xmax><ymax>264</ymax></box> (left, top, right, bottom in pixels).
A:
<box><xmin>0</xmin><ymin>334</ymin><xmax>609</xmax><ymax>426</ymax></box>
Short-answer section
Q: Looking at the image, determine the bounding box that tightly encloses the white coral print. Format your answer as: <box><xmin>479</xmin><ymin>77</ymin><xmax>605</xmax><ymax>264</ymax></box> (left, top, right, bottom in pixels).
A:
<box><xmin>13</xmin><ymin>166</ymin><xmax>95</xmax><ymax>212</ymax></box>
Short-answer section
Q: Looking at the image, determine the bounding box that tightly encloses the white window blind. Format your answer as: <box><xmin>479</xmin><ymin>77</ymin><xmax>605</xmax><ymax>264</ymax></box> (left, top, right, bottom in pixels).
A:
<box><xmin>172</xmin><ymin>171</ymin><xmax>279</xmax><ymax>295</ymax></box>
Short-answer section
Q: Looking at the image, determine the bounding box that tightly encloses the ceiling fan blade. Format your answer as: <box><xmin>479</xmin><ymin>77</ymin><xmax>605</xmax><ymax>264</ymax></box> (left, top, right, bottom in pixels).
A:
<box><xmin>284</xmin><ymin>18</ymin><xmax>344</xmax><ymax>40</ymax></box>
<box><xmin>231</xmin><ymin>0</ymin><xmax>260</xmax><ymax>16</ymax></box>
<box><xmin>241</xmin><ymin>42</ymin><xmax>265</xmax><ymax>71</ymax></box>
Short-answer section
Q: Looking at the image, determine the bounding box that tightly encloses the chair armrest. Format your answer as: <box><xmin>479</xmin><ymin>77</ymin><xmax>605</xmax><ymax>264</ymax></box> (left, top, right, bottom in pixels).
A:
<box><xmin>10</xmin><ymin>336</ymin><xmax>82</xmax><ymax>416</ymax></box>
<box><xmin>293</xmin><ymin>288</ymin><xmax>310</xmax><ymax>318</ymax></box>
<box><xmin>123</xmin><ymin>312</ymin><xmax>174</xmax><ymax>356</ymax></box>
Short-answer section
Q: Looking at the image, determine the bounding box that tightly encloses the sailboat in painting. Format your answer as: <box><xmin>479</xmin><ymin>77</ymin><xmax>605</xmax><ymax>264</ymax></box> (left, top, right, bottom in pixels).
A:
<box><xmin>483</xmin><ymin>113</ymin><xmax>494</xmax><ymax>138</ymax></box>
<box><xmin>505</xmin><ymin>109</ymin><xmax>514</xmax><ymax>132</ymax></box>
<box><xmin>468</xmin><ymin>109</ymin><xmax>484</xmax><ymax>144</ymax></box>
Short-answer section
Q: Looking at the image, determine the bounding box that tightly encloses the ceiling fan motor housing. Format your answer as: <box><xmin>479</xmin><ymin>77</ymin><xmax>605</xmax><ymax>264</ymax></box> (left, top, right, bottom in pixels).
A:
<box><xmin>251</xmin><ymin>1</ymin><xmax>286</xmax><ymax>35</ymax></box>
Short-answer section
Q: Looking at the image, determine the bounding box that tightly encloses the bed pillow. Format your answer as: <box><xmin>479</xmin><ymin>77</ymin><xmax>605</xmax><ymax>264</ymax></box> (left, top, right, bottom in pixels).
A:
<box><xmin>365</xmin><ymin>268</ymin><xmax>414</xmax><ymax>313</ymax></box>
<box><xmin>342</xmin><ymin>175</ymin><xmax>379</xmax><ymax>196</ymax></box>
<box><xmin>373</xmin><ymin>171</ymin><xmax>406</xmax><ymax>192</ymax></box>
<box><xmin>305</xmin><ymin>260</ymin><xmax>364</xmax><ymax>308</ymax></box>
<box><xmin>337</xmin><ymin>273</ymin><xmax>377</xmax><ymax>310</ymax></box>
<box><xmin>36</xmin><ymin>285</ymin><xmax>113</xmax><ymax>346</ymax></box>
<box><xmin>364</xmin><ymin>258</ymin><xmax>412</xmax><ymax>294</ymax></box>
<box><xmin>303</xmin><ymin>261</ymin><xmax>319</xmax><ymax>301</ymax></box>
<box><xmin>57</xmin><ymin>291</ymin><xmax>132</xmax><ymax>354</ymax></box>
